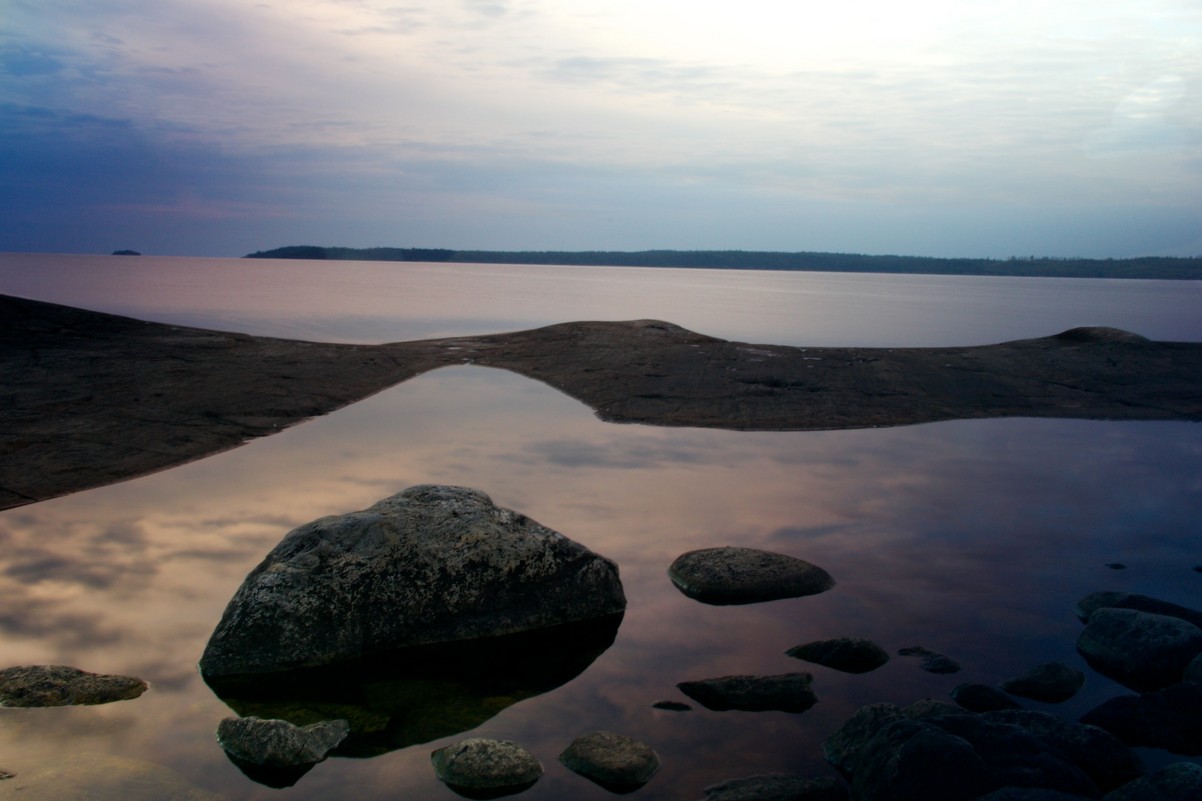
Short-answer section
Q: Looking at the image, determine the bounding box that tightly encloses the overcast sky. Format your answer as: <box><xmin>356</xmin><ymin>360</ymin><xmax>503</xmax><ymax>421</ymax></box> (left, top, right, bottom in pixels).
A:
<box><xmin>2</xmin><ymin>0</ymin><xmax>1199</xmax><ymax>258</ymax></box>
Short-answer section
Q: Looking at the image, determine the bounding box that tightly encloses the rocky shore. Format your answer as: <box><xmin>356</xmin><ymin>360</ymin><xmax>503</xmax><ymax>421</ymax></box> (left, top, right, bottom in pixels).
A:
<box><xmin>4</xmin><ymin>293</ymin><xmax>1201</xmax><ymax>510</ymax></box>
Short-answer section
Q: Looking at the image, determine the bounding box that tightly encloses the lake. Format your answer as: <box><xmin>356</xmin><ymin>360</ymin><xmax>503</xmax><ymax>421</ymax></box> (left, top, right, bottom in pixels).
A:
<box><xmin>1</xmin><ymin>253</ymin><xmax>1200</xmax><ymax>799</ymax></box>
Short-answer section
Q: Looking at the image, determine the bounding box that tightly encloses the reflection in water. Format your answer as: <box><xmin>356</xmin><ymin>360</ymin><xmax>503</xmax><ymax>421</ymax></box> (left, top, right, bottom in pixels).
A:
<box><xmin>0</xmin><ymin>365</ymin><xmax>1199</xmax><ymax>799</ymax></box>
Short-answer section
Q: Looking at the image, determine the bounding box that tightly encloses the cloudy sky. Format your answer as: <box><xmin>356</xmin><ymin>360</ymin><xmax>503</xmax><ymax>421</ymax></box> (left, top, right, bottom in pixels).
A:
<box><xmin>2</xmin><ymin>0</ymin><xmax>1199</xmax><ymax>258</ymax></box>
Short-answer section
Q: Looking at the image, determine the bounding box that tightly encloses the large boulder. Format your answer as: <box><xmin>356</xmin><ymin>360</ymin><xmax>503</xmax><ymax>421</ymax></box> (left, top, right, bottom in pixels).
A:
<box><xmin>1079</xmin><ymin>681</ymin><xmax>1202</xmax><ymax>755</ymax></box>
<box><xmin>1074</xmin><ymin>592</ymin><xmax>1202</xmax><ymax>629</ymax></box>
<box><xmin>1075</xmin><ymin>608</ymin><xmax>1202</xmax><ymax>691</ymax></box>
<box><xmin>200</xmin><ymin>486</ymin><xmax>626</xmax><ymax>677</ymax></box>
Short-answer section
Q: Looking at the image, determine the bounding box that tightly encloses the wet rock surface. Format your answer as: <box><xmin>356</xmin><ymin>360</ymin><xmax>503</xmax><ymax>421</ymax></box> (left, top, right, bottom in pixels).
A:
<box><xmin>199</xmin><ymin>485</ymin><xmax>626</xmax><ymax>677</ymax></box>
<box><xmin>786</xmin><ymin>637</ymin><xmax>890</xmax><ymax>673</ymax></box>
<box><xmin>1074</xmin><ymin>591</ymin><xmax>1202</xmax><ymax>630</ymax></box>
<box><xmin>558</xmin><ymin>730</ymin><xmax>660</xmax><ymax>791</ymax></box>
<box><xmin>1000</xmin><ymin>662</ymin><xmax>1085</xmax><ymax>703</ymax></box>
<box><xmin>1103</xmin><ymin>762</ymin><xmax>1202</xmax><ymax>801</ymax></box>
<box><xmin>0</xmin><ymin>665</ymin><xmax>148</xmax><ymax>707</ymax></box>
<box><xmin>1079</xmin><ymin>681</ymin><xmax>1202</xmax><ymax>755</ymax></box>
<box><xmin>6</xmin><ymin>294</ymin><xmax>1201</xmax><ymax>510</ymax></box>
<box><xmin>1075</xmin><ymin>607</ymin><xmax>1202</xmax><ymax>691</ymax></box>
<box><xmin>431</xmin><ymin>738</ymin><xmax>542</xmax><ymax>797</ymax></box>
<box><xmin>701</xmin><ymin>773</ymin><xmax>849</xmax><ymax>801</ymax></box>
<box><xmin>216</xmin><ymin>716</ymin><xmax>349</xmax><ymax>766</ymax></box>
<box><xmin>668</xmin><ymin>546</ymin><xmax>835</xmax><ymax>605</ymax></box>
<box><xmin>677</xmin><ymin>673</ymin><xmax>819</xmax><ymax>713</ymax></box>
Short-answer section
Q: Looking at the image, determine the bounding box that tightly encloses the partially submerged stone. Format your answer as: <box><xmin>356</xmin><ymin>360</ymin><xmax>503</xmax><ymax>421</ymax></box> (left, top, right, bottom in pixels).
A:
<box><xmin>200</xmin><ymin>485</ymin><xmax>626</xmax><ymax>677</ymax></box>
<box><xmin>1000</xmin><ymin>662</ymin><xmax>1085</xmax><ymax>703</ymax></box>
<box><xmin>558</xmin><ymin>731</ymin><xmax>660</xmax><ymax>792</ymax></box>
<box><xmin>896</xmin><ymin>645</ymin><xmax>961</xmax><ymax>674</ymax></box>
<box><xmin>677</xmin><ymin>673</ymin><xmax>818</xmax><ymax>713</ymax></box>
<box><xmin>1075</xmin><ymin>607</ymin><xmax>1202</xmax><ymax>691</ymax></box>
<box><xmin>786</xmin><ymin>637</ymin><xmax>889</xmax><ymax>674</ymax></box>
<box><xmin>702</xmin><ymin>773</ymin><xmax>849</xmax><ymax>801</ymax></box>
<box><xmin>667</xmin><ymin>546</ymin><xmax>834</xmax><ymax>605</ymax></box>
<box><xmin>0</xmin><ymin>665</ymin><xmax>147</xmax><ymax>707</ymax></box>
<box><xmin>431</xmin><ymin>738</ymin><xmax>542</xmax><ymax>797</ymax></box>
<box><xmin>1074</xmin><ymin>591</ymin><xmax>1202</xmax><ymax>629</ymax></box>
<box><xmin>217</xmin><ymin>716</ymin><xmax>349</xmax><ymax>766</ymax></box>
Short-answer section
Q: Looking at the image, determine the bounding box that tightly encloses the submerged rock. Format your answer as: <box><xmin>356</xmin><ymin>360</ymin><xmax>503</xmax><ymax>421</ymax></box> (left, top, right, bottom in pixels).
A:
<box><xmin>667</xmin><ymin>546</ymin><xmax>834</xmax><ymax>605</ymax></box>
<box><xmin>558</xmin><ymin>731</ymin><xmax>660</xmax><ymax>792</ymax></box>
<box><xmin>200</xmin><ymin>485</ymin><xmax>626</xmax><ymax>677</ymax></box>
<box><xmin>431</xmin><ymin>738</ymin><xmax>542</xmax><ymax>798</ymax></box>
<box><xmin>786</xmin><ymin>637</ymin><xmax>890</xmax><ymax>674</ymax></box>
<box><xmin>1000</xmin><ymin>662</ymin><xmax>1085</xmax><ymax>703</ymax></box>
<box><xmin>1075</xmin><ymin>607</ymin><xmax>1202</xmax><ymax>691</ymax></box>
<box><xmin>0</xmin><ymin>665</ymin><xmax>147</xmax><ymax>707</ymax></box>
<box><xmin>702</xmin><ymin>773</ymin><xmax>849</xmax><ymax>801</ymax></box>
<box><xmin>896</xmin><ymin>645</ymin><xmax>961</xmax><ymax>674</ymax></box>
<box><xmin>677</xmin><ymin>673</ymin><xmax>818</xmax><ymax>713</ymax></box>
<box><xmin>1079</xmin><ymin>681</ymin><xmax>1202</xmax><ymax>755</ymax></box>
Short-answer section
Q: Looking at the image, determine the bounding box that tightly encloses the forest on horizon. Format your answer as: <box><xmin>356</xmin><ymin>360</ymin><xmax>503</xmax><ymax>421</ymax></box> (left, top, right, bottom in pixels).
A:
<box><xmin>244</xmin><ymin>245</ymin><xmax>1202</xmax><ymax>280</ymax></box>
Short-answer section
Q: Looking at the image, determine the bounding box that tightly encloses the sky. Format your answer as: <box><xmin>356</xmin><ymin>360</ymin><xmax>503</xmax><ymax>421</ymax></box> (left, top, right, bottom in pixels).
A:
<box><xmin>2</xmin><ymin>0</ymin><xmax>1200</xmax><ymax>258</ymax></box>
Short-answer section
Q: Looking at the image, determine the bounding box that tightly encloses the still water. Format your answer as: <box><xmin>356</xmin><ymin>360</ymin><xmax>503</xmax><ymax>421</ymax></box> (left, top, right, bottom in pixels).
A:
<box><xmin>1</xmin><ymin>254</ymin><xmax>1200</xmax><ymax>799</ymax></box>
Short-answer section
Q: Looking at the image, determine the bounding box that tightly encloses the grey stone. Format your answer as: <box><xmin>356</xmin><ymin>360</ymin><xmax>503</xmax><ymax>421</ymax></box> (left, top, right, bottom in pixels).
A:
<box><xmin>786</xmin><ymin>637</ymin><xmax>890</xmax><ymax>673</ymax></box>
<box><xmin>200</xmin><ymin>485</ymin><xmax>626</xmax><ymax>676</ymax></box>
<box><xmin>0</xmin><ymin>665</ymin><xmax>147</xmax><ymax>707</ymax></box>
<box><xmin>1080</xmin><ymin>681</ymin><xmax>1202</xmax><ymax>755</ymax></box>
<box><xmin>951</xmin><ymin>683</ymin><xmax>1023</xmax><ymax>712</ymax></box>
<box><xmin>822</xmin><ymin>703</ymin><xmax>906</xmax><ymax>775</ymax></box>
<box><xmin>897</xmin><ymin>645</ymin><xmax>962</xmax><ymax>674</ymax></box>
<box><xmin>1076</xmin><ymin>608</ymin><xmax>1202</xmax><ymax>691</ymax></box>
<box><xmin>1001</xmin><ymin>662</ymin><xmax>1086</xmax><ymax>703</ymax></box>
<box><xmin>1103</xmin><ymin>762</ymin><xmax>1202</xmax><ymax>801</ymax></box>
<box><xmin>984</xmin><ymin>709</ymin><xmax>1144</xmax><ymax>793</ymax></box>
<box><xmin>1075</xmin><ymin>591</ymin><xmax>1202</xmax><ymax>629</ymax></box>
<box><xmin>431</xmin><ymin>738</ymin><xmax>542</xmax><ymax>796</ymax></box>
<box><xmin>677</xmin><ymin>673</ymin><xmax>818</xmax><ymax>713</ymax></box>
<box><xmin>702</xmin><ymin>773</ymin><xmax>849</xmax><ymax>801</ymax></box>
<box><xmin>217</xmin><ymin>716</ymin><xmax>349</xmax><ymax>766</ymax></box>
<box><xmin>558</xmin><ymin>731</ymin><xmax>660</xmax><ymax>791</ymax></box>
<box><xmin>667</xmin><ymin>546</ymin><xmax>834</xmax><ymax>605</ymax></box>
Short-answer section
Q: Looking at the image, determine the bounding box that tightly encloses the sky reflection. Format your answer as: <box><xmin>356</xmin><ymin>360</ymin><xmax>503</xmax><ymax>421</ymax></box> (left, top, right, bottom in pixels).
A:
<box><xmin>0</xmin><ymin>362</ymin><xmax>1199</xmax><ymax>798</ymax></box>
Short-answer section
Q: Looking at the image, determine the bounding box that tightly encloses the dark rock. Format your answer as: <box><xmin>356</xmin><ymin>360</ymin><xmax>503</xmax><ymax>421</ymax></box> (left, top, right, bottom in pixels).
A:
<box><xmin>652</xmin><ymin>700</ymin><xmax>692</xmax><ymax>711</ymax></box>
<box><xmin>701</xmin><ymin>773</ymin><xmax>849</xmax><ymax>801</ymax></box>
<box><xmin>216</xmin><ymin>716</ymin><xmax>349</xmax><ymax>766</ymax></box>
<box><xmin>897</xmin><ymin>645</ymin><xmax>962</xmax><ymax>674</ymax></box>
<box><xmin>983</xmin><ymin>709</ymin><xmax>1144</xmax><ymax>793</ymax></box>
<box><xmin>558</xmin><ymin>731</ymin><xmax>660</xmax><ymax>792</ymax></box>
<box><xmin>1074</xmin><ymin>591</ymin><xmax>1202</xmax><ymax>629</ymax></box>
<box><xmin>207</xmin><ymin>614</ymin><xmax>620</xmax><ymax>757</ymax></box>
<box><xmin>822</xmin><ymin>703</ymin><xmax>907</xmax><ymax>775</ymax></box>
<box><xmin>1079</xmin><ymin>682</ymin><xmax>1202</xmax><ymax>755</ymax></box>
<box><xmin>1103</xmin><ymin>762</ymin><xmax>1202</xmax><ymax>801</ymax></box>
<box><xmin>1104</xmin><ymin>563</ymin><xmax>1126</xmax><ymax>570</ymax></box>
<box><xmin>847</xmin><ymin>718</ymin><xmax>995</xmax><ymax>801</ymax></box>
<box><xmin>1075</xmin><ymin>608</ymin><xmax>1202</xmax><ymax>691</ymax></box>
<box><xmin>951</xmin><ymin>683</ymin><xmax>1023</xmax><ymax>712</ymax></box>
<box><xmin>1186</xmin><ymin>653</ymin><xmax>1202</xmax><ymax>685</ymax></box>
<box><xmin>1001</xmin><ymin>662</ymin><xmax>1085</xmax><ymax>703</ymax></box>
<box><xmin>973</xmin><ymin>789</ymin><xmax>1095</xmax><ymax>800</ymax></box>
<box><xmin>667</xmin><ymin>546</ymin><xmax>834</xmax><ymax>605</ymax></box>
<box><xmin>200</xmin><ymin>485</ymin><xmax>626</xmax><ymax>677</ymax></box>
<box><xmin>431</xmin><ymin>738</ymin><xmax>542</xmax><ymax>798</ymax></box>
<box><xmin>0</xmin><ymin>665</ymin><xmax>147</xmax><ymax>707</ymax></box>
<box><xmin>786</xmin><ymin>637</ymin><xmax>890</xmax><ymax>673</ymax></box>
<box><xmin>903</xmin><ymin>699</ymin><xmax>964</xmax><ymax>719</ymax></box>
<box><xmin>677</xmin><ymin>673</ymin><xmax>818</xmax><ymax>713</ymax></box>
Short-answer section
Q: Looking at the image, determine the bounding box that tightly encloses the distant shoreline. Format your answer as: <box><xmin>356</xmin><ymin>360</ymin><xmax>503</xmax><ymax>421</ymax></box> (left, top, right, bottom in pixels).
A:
<box><xmin>244</xmin><ymin>245</ymin><xmax>1202</xmax><ymax>280</ymax></box>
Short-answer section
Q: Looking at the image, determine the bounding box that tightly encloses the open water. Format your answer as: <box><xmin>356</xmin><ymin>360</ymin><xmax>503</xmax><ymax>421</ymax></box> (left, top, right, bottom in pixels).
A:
<box><xmin>0</xmin><ymin>253</ymin><xmax>1200</xmax><ymax>799</ymax></box>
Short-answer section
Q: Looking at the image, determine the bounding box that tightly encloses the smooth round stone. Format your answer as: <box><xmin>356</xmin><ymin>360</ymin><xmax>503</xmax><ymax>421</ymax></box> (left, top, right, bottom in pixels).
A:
<box><xmin>668</xmin><ymin>546</ymin><xmax>835</xmax><ymax>605</ymax></box>
<box><xmin>558</xmin><ymin>731</ymin><xmax>660</xmax><ymax>791</ymax></box>
<box><xmin>431</xmin><ymin>738</ymin><xmax>542</xmax><ymax>797</ymax></box>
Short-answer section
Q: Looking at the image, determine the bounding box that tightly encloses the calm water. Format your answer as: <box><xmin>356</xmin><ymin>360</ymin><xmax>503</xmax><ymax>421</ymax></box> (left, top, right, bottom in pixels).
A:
<box><xmin>1</xmin><ymin>253</ymin><xmax>1200</xmax><ymax>799</ymax></box>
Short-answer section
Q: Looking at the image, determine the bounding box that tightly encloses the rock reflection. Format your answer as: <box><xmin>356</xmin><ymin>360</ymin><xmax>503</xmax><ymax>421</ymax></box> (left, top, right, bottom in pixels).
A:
<box><xmin>205</xmin><ymin>613</ymin><xmax>623</xmax><ymax>761</ymax></box>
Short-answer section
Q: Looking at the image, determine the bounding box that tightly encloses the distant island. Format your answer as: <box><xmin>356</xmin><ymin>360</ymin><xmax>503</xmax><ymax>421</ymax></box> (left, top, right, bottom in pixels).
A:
<box><xmin>244</xmin><ymin>246</ymin><xmax>1202</xmax><ymax>280</ymax></box>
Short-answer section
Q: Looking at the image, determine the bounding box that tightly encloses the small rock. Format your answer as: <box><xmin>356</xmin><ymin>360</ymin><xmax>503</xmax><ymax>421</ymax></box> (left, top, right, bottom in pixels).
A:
<box><xmin>702</xmin><ymin>773</ymin><xmax>849</xmax><ymax>801</ymax></box>
<box><xmin>558</xmin><ymin>731</ymin><xmax>660</xmax><ymax>791</ymax></box>
<box><xmin>216</xmin><ymin>717</ymin><xmax>349</xmax><ymax>767</ymax></box>
<box><xmin>896</xmin><ymin>646</ymin><xmax>961</xmax><ymax>674</ymax></box>
<box><xmin>1103</xmin><ymin>762</ymin><xmax>1202</xmax><ymax>801</ymax></box>
<box><xmin>677</xmin><ymin>673</ymin><xmax>818</xmax><ymax>713</ymax></box>
<box><xmin>786</xmin><ymin>638</ymin><xmax>890</xmax><ymax>674</ymax></box>
<box><xmin>652</xmin><ymin>700</ymin><xmax>692</xmax><ymax>711</ymax></box>
<box><xmin>1074</xmin><ymin>591</ymin><xmax>1202</xmax><ymax>629</ymax></box>
<box><xmin>667</xmin><ymin>546</ymin><xmax>834</xmax><ymax>605</ymax></box>
<box><xmin>431</xmin><ymin>738</ymin><xmax>542</xmax><ymax>797</ymax></box>
<box><xmin>1076</xmin><ymin>607</ymin><xmax>1202</xmax><ymax>691</ymax></box>
<box><xmin>0</xmin><ymin>769</ymin><xmax>13</xmax><ymax>780</ymax></box>
<box><xmin>1000</xmin><ymin>662</ymin><xmax>1085</xmax><ymax>703</ymax></box>
<box><xmin>0</xmin><ymin>665</ymin><xmax>147</xmax><ymax>707</ymax></box>
<box><xmin>1079</xmin><ymin>681</ymin><xmax>1202</xmax><ymax>755</ymax></box>
<box><xmin>951</xmin><ymin>683</ymin><xmax>1023</xmax><ymax>712</ymax></box>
